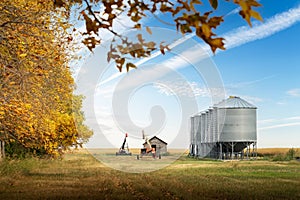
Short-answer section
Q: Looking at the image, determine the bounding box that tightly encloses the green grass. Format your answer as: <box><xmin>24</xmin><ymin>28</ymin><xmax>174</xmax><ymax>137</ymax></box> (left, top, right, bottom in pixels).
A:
<box><xmin>0</xmin><ymin>150</ymin><xmax>299</xmax><ymax>199</ymax></box>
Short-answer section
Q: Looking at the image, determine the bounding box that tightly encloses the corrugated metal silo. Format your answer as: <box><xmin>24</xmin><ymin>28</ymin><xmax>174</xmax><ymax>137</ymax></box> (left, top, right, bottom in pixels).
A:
<box><xmin>190</xmin><ymin>116</ymin><xmax>195</xmax><ymax>156</ymax></box>
<box><xmin>214</xmin><ymin>96</ymin><xmax>257</xmax><ymax>142</ymax></box>
<box><xmin>189</xmin><ymin>96</ymin><xmax>257</xmax><ymax>159</ymax></box>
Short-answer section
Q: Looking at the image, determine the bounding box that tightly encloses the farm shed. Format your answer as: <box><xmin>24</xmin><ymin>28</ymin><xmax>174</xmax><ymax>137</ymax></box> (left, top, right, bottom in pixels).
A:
<box><xmin>143</xmin><ymin>136</ymin><xmax>168</xmax><ymax>154</ymax></box>
<box><xmin>190</xmin><ymin>96</ymin><xmax>257</xmax><ymax>160</ymax></box>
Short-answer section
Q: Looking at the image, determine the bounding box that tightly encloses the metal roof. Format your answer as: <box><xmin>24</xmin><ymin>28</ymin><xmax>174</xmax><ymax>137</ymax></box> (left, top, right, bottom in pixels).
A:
<box><xmin>143</xmin><ymin>136</ymin><xmax>168</xmax><ymax>145</ymax></box>
<box><xmin>213</xmin><ymin>96</ymin><xmax>256</xmax><ymax>109</ymax></box>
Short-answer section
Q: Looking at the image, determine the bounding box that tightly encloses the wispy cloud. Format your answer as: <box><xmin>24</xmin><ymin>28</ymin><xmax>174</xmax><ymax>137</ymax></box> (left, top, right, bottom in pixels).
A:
<box><xmin>225</xmin><ymin>7</ymin><xmax>240</xmax><ymax>17</ymax></box>
<box><xmin>259</xmin><ymin>122</ymin><xmax>300</xmax><ymax>131</ymax></box>
<box><xmin>286</xmin><ymin>116</ymin><xmax>300</xmax><ymax>120</ymax></box>
<box><xmin>154</xmin><ymin>81</ymin><xmax>209</xmax><ymax>97</ymax></box>
<box><xmin>258</xmin><ymin>116</ymin><xmax>300</xmax><ymax>130</ymax></box>
<box><xmin>97</xmin><ymin>33</ymin><xmax>196</xmax><ymax>86</ymax></box>
<box><xmin>223</xmin><ymin>4</ymin><xmax>300</xmax><ymax>49</ymax></box>
<box><xmin>100</xmin><ymin>4</ymin><xmax>300</xmax><ymax>89</ymax></box>
<box><xmin>150</xmin><ymin>4</ymin><xmax>300</xmax><ymax>98</ymax></box>
<box><xmin>258</xmin><ymin>119</ymin><xmax>276</xmax><ymax>124</ymax></box>
<box><xmin>225</xmin><ymin>75</ymin><xmax>276</xmax><ymax>89</ymax></box>
<box><xmin>153</xmin><ymin>80</ymin><xmax>226</xmax><ymax>98</ymax></box>
<box><xmin>276</xmin><ymin>101</ymin><xmax>286</xmax><ymax>105</ymax></box>
<box><xmin>287</xmin><ymin>88</ymin><xmax>300</xmax><ymax>97</ymax></box>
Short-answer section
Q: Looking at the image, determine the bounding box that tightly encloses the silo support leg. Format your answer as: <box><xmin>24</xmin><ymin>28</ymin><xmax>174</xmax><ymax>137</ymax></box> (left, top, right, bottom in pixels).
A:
<box><xmin>246</xmin><ymin>142</ymin><xmax>249</xmax><ymax>160</ymax></box>
<box><xmin>219</xmin><ymin>143</ymin><xmax>222</xmax><ymax>160</ymax></box>
<box><xmin>231</xmin><ymin>142</ymin><xmax>234</xmax><ymax>160</ymax></box>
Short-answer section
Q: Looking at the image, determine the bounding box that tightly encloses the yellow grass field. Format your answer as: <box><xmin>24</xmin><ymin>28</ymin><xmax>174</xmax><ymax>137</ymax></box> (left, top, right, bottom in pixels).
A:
<box><xmin>257</xmin><ymin>148</ymin><xmax>300</xmax><ymax>156</ymax></box>
<box><xmin>0</xmin><ymin>148</ymin><xmax>299</xmax><ymax>199</ymax></box>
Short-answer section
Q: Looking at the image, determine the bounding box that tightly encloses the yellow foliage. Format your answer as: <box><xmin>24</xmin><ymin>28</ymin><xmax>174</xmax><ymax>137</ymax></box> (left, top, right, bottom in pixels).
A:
<box><xmin>0</xmin><ymin>0</ymin><xmax>93</xmax><ymax>157</ymax></box>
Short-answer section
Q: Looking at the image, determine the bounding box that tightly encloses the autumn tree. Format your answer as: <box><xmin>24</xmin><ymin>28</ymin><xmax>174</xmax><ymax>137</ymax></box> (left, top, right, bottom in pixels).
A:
<box><xmin>0</xmin><ymin>0</ymin><xmax>92</xmax><ymax>157</ymax></box>
<box><xmin>0</xmin><ymin>0</ymin><xmax>262</xmax><ymax>157</ymax></box>
<box><xmin>55</xmin><ymin>0</ymin><xmax>262</xmax><ymax>72</ymax></box>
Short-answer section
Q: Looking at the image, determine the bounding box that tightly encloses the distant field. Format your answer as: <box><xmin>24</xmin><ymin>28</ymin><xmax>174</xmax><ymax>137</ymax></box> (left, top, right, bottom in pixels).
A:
<box><xmin>84</xmin><ymin>147</ymin><xmax>300</xmax><ymax>156</ymax></box>
<box><xmin>0</xmin><ymin>148</ymin><xmax>299</xmax><ymax>199</ymax></box>
<box><xmin>86</xmin><ymin>148</ymin><xmax>188</xmax><ymax>155</ymax></box>
<box><xmin>257</xmin><ymin>148</ymin><xmax>300</xmax><ymax>156</ymax></box>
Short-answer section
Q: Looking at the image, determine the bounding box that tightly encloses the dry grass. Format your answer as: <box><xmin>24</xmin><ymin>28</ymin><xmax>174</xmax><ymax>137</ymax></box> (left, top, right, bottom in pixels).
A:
<box><xmin>257</xmin><ymin>148</ymin><xmax>300</xmax><ymax>155</ymax></box>
<box><xmin>0</xmin><ymin>149</ymin><xmax>299</xmax><ymax>199</ymax></box>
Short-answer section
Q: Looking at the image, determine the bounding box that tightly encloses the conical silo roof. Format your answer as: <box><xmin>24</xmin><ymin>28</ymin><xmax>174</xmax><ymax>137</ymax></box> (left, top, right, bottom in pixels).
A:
<box><xmin>213</xmin><ymin>96</ymin><xmax>256</xmax><ymax>109</ymax></box>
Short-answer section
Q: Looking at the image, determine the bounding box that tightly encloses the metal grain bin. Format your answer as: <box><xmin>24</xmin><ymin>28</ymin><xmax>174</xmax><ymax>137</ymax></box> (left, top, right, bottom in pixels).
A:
<box><xmin>214</xmin><ymin>96</ymin><xmax>257</xmax><ymax>142</ymax></box>
<box><xmin>190</xmin><ymin>96</ymin><xmax>257</xmax><ymax>159</ymax></box>
<box><xmin>190</xmin><ymin>116</ymin><xmax>195</xmax><ymax>155</ymax></box>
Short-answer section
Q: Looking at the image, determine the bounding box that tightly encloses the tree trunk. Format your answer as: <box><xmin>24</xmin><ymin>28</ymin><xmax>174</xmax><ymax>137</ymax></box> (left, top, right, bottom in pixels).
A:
<box><xmin>0</xmin><ymin>140</ymin><xmax>5</xmax><ymax>160</ymax></box>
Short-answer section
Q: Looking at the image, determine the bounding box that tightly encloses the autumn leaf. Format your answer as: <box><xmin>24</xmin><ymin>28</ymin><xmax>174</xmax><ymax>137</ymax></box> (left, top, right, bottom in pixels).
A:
<box><xmin>146</xmin><ymin>26</ymin><xmax>152</xmax><ymax>35</ymax></box>
<box><xmin>250</xmin><ymin>10</ymin><xmax>263</xmax><ymax>21</ymax></box>
<box><xmin>82</xmin><ymin>37</ymin><xmax>101</xmax><ymax>51</ymax></box>
<box><xmin>134</xmin><ymin>23</ymin><xmax>141</xmax><ymax>29</ymax></box>
<box><xmin>209</xmin><ymin>0</ymin><xmax>218</xmax><ymax>9</ymax></box>
<box><xmin>208</xmin><ymin>38</ymin><xmax>226</xmax><ymax>53</ymax></box>
<box><xmin>126</xmin><ymin>63</ymin><xmax>137</xmax><ymax>72</ymax></box>
<box><xmin>19</xmin><ymin>53</ymin><xmax>27</xmax><ymax>58</ymax></box>
<box><xmin>202</xmin><ymin>24</ymin><xmax>211</xmax><ymax>38</ymax></box>
<box><xmin>190</xmin><ymin>0</ymin><xmax>202</xmax><ymax>12</ymax></box>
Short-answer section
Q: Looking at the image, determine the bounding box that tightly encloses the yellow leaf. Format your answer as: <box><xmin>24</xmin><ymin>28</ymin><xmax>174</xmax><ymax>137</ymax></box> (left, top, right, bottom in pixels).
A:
<box><xmin>209</xmin><ymin>0</ymin><xmax>218</xmax><ymax>10</ymax></box>
<box><xmin>238</xmin><ymin>0</ymin><xmax>249</xmax><ymax>11</ymax></box>
<box><xmin>134</xmin><ymin>24</ymin><xmax>141</xmax><ymax>29</ymax></box>
<box><xmin>20</xmin><ymin>53</ymin><xmax>27</xmax><ymax>57</ymax></box>
<box><xmin>146</xmin><ymin>26</ymin><xmax>152</xmax><ymax>35</ymax></box>
<box><xmin>209</xmin><ymin>38</ymin><xmax>225</xmax><ymax>53</ymax></box>
<box><xmin>250</xmin><ymin>10</ymin><xmax>263</xmax><ymax>21</ymax></box>
<box><xmin>202</xmin><ymin>24</ymin><xmax>211</xmax><ymax>38</ymax></box>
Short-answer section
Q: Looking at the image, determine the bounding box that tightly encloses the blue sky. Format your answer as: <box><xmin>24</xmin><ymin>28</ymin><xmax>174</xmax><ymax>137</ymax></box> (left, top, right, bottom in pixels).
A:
<box><xmin>75</xmin><ymin>0</ymin><xmax>300</xmax><ymax>149</ymax></box>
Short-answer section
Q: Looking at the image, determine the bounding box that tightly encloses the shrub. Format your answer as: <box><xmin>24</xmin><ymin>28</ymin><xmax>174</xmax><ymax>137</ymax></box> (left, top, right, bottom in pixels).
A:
<box><xmin>286</xmin><ymin>148</ymin><xmax>296</xmax><ymax>160</ymax></box>
<box><xmin>271</xmin><ymin>148</ymin><xmax>297</xmax><ymax>161</ymax></box>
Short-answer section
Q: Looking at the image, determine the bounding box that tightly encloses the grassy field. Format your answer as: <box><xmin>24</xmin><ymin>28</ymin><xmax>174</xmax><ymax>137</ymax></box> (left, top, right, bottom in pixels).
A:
<box><xmin>0</xmin><ymin>149</ymin><xmax>299</xmax><ymax>199</ymax></box>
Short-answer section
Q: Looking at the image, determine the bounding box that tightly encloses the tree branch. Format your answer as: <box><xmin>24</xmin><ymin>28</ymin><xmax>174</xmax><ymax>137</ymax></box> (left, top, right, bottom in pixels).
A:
<box><xmin>83</xmin><ymin>0</ymin><xmax>119</xmax><ymax>36</ymax></box>
<box><xmin>0</xmin><ymin>21</ymin><xmax>34</xmax><ymax>28</ymax></box>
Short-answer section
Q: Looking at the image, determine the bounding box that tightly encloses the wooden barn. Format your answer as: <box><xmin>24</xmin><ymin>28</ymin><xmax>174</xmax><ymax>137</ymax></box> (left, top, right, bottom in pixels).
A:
<box><xmin>143</xmin><ymin>136</ymin><xmax>168</xmax><ymax>154</ymax></box>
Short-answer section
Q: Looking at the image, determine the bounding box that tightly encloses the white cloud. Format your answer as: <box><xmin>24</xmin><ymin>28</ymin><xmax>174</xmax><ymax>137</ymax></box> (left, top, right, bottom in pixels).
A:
<box><xmin>286</xmin><ymin>116</ymin><xmax>300</xmax><ymax>120</ymax></box>
<box><xmin>99</xmin><ymin>4</ymin><xmax>300</xmax><ymax>91</ymax></box>
<box><xmin>287</xmin><ymin>88</ymin><xmax>300</xmax><ymax>97</ymax></box>
<box><xmin>97</xmin><ymin>33</ymin><xmax>197</xmax><ymax>87</ymax></box>
<box><xmin>258</xmin><ymin>116</ymin><xmax>300</xmax><ymax>130</ymax></box>
<box><xmin>225</xmin><ymin>7</ymin><xmax>240</xmax><ymax>17</ymax></box>
<box><xmin>258</xmin><ymin>119</ymin><xmax>276</xmax><ymax>124</ymax></box>
<box><xmin>153</xmin><ymin>80</ymin><xmax>226</xmax><ymax>98</ymax></box>
<box><xmin>96</xmin><ymin>43</ymin><xmax>213</xmax><ymax>96</ymax></box>
<box><xmin>78</xmin><ymin>2</ymin><xmax>300</xmax><ymax>90</ymax></box>
<box><xmin>226</xmin><ymin>75</ymin><xmax>276</xmax><ymax>89</ymax></box>
<box><xmin>223</xmin><ymin>4</ymin><xmax>300</xmax><ymax>49</ymax></box>
<box><xmin>276</xmin><ymin>101</ymin><xmax>286</xmax><ymax>105</ymax></box>
<box><xmin>258</xmin><ymin>122</ymin><xmax>300</xmax><ymax>131</ymax></box>
<box><xmin>154</xmin><ymin>81</ymin><xmax>209</xmax><ymax>97</ymax></box>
